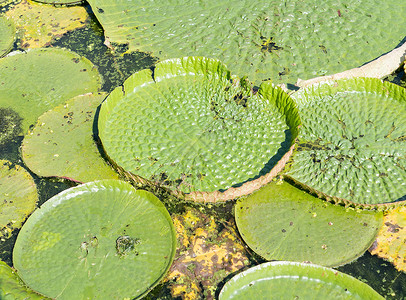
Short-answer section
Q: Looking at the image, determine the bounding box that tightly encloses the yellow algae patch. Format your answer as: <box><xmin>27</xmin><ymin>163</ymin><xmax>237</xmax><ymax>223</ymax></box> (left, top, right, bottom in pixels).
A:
<box><xmin>370</xmin><ymin>207</ymin><xmax>406</xmax><ymax>272</ymax></box>
<box><xmin>167</xmin><ymin>206</ymin><xmax>250</xmax><ymax>300</ymax></box>
<box><xmin>5</xmin><ymin>0</ymin><xmax>87</xmax><ymax>48</ymax></box>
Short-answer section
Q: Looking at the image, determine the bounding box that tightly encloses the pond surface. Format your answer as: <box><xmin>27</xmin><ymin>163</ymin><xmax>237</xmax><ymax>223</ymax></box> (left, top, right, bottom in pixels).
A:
<box><xmin>1</xmin><ymin>1</ymin><xmax>406</xmax><ymax>299</ymax></box>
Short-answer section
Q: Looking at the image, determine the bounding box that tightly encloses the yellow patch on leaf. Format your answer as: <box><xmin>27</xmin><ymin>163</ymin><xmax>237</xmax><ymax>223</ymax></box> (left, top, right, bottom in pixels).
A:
<box><xmin>369</xmin><ymin>207</ymin><xmax>406</xmax><ymax>272</ymax></box>
<box><xmin>5</xmin><ymin>0</ymin><xmax>87</xmax><ymax>48</ymax></box>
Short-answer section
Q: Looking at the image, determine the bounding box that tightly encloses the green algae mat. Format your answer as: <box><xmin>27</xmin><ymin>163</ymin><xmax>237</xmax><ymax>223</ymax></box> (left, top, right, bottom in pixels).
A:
<box><xmin>0</xmin><ymin>47</ymin><xmax>102</xmax><ymax>134</ymax></box>
<box><xmin>235</xmin><ymin>180</ymin><xmax>383</xmax><ymax>267</ymax></box>
<box><xmin>22</xmin><ymin>93</ymin><xmax>119</xmax><ymax>183</ymax></box>
<box><xmin>13</xmin><ymin>180</ymin><xmax>176</xmax><ymax>299</ymax></box>
<box><xmin>219</xmin><ymin>261</ymin><xmax>384</xmax><ymax>299</ymax></box>
<box><xmin>87</xmin><ymin>0</ymin><xmax>406</xmax><ymax>84</ymax></box>
<box><xmin>98</xmin><ymin>56</ymin><xmax>300</xmax><ymax>202</ymax></box>
<box><xmin>286</xmin><ymin>78</ymin><xmax>406</xmax><ymax>208</ymax></box>
<box><xmin>0</xmin><ymin>160</ymin><xmax>38</xmax><ymax>239</ymax></box>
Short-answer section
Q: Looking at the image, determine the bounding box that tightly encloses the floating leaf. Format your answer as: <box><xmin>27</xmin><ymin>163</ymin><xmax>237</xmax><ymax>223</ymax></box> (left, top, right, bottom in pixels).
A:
<box><xmin>13</xmin><ymin>180</ymin><xmax>176</xmax><ymax>299</ymax></box>
<box><xmin>370</xmin><ymin>207</ymin><xmax>406</xmax><ymax>272</ymax></box>
<box><xmin>87</xmin><ymin>0</ymin><xmax>406</xmax><ymax>84</ymax></box>
<box><xmin>32</xmin><ymin>0</ymin><xmax>83</xmax><ymax>4</ymax></box>
<box><xmin>22</xmin><ymin>93</ymin><xmax>119</xmax><ymax>183</ymax></box>
<box><xmin>5</xmin><ymin>0</ymin><xmax>87</xmax><ymax>48</ymax></box>
<box><xmin>98</xmin><ymin>56</ymin><xmax>300</xmax><ymax>202</ymax></box>
<box><xmin>235</xmin><ymin>180</ymin><xmax>383</xmax><ymax>267</ymax></box>
<box><xmin>219</xmin><ymin>261</ymin><xmax>384</xmax><ymax>299</ymax></box>
<box><xmin>167</xmin><ymin>207</ymin><xmax>249</xmax><ymax>299</ymax></box>
<box><xmin>0</xmin><ymin>160</ymin><xmax>38</xmax><ymax>239</ymax></box>
<box><xmin>0</xmin><ymin>260</ymin><xmax>49</xmax><ymax>299</ymax></box>
<box><xmin>0</xmin><ymin>15</ymin><xmax>15</xmax><ymax>57</ymax></box>
<box><xmin>0</xmin><ymin>47</ymin><xmax>102</xmax><ymax>133</ymax></box>
<box><xmin>286</xmin><ymin>78</ymin><xmax>406</xmax><ymax>207</ymax></box>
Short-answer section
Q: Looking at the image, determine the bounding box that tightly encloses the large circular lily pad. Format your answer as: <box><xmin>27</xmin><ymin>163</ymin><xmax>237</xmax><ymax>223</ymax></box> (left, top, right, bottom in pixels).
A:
<box><xmin>0</xmin><ymin>47</ymin><xmax>102</xmax><ymax>133</ymax></box>
<box><xmin>219</xmin><ymin>261</ymin><xmax>384</xmax><ymax>299</ymax></box>
<box><xmin>0</xmin><ymin>160</ymin><xmax>38</xmax><ymax>239</ymax></box>
<box><xmin>0</xmin><ymin>15</ymin><xmax>14</xmax><ymax>57</ymax></box>
<box><xmin>98</xmin><ymin>56</ymin><xmax>300</xmax><ymax>202</ymax></box>
<box><xmin>87</xmin><ymin>0</ymin><xmax>406</xmax><ymax>84</ymax></box>
<box><xmin>286</xmin><ymin>78</ymin><xmax>406</xmax><ymax>207</ymax></box>
<box><xmin>22</xmin><ymin>93</ymin><xmax>119</xmax><ymax>183</ymax></box>
<box><xmin>13</xmin><ymin>179</ymin><xmax>176</xmax><ymax>299</ymax></box>
<box><xmin>0</xmin><ymin>260</ymin><xmax>49</xmax><ymax>299</ymax></box>
<box><xmin>235</xmin><ymin>180</ymin><xmax>383</xmax><ymax>267</ymax></box>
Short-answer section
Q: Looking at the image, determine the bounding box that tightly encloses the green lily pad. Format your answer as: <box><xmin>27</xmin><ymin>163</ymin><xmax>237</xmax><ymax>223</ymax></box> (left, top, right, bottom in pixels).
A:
<box><xmin>87</xmin><ymin>0</ymin><xmax>406</xmax><ymax>84</ymax></box>
<box><xmin>22</xmin><ymin>93</ymin><xmax>119</xmax><ymax>183</ymax></box>
<box><xmin>13</xmin><ymin>179</ymin><xmax>176</xmax><ymax>299</ymax></box>
<box><xmin>235</xmin><ymin>180</ymin><xmax>383</xmax><ymax>267</ymax></box>
<box><xmin>98</xmin><ymin>56</ymin><xmax>300</xmax><ymax>202</ymax></box>
<box><xmin>0</xmin><ymin>15</ymin><xmax>14</xmax><ymax>58</ymax></box>
<box><xmin>0</xmin><ymin>160</ymin><xmax>38</xmax><ymax>239</ymax></box>
<box><xmin>219</xmin><ymin>261</ymin><xmax>384</xmax><ymax>299</ymax></box>
<box><xmin>32</xmin><ymin>0</ymin><xmax>83</xmax><ymax>4</ymax></box>
<box><xmin>0</xmin><ymin>47</ymin><xmax>102</xmax><ymax>134</ymax></box>
<box><xmin>286</xmin><ymin>78</ymin><xmax>406</xmax><ymax>207</ymax></box>
<box><xmin>0</xmin><ymin>260</ymin><xmax>49</xmax><ymax>299</ymax></box>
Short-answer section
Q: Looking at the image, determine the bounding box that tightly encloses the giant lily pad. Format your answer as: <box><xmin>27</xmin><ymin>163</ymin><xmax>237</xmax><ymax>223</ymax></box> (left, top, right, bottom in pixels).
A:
<box><xmin>32</xmin><ymin>0</ymin><xmax>83</xmax><ymax>4</ymax></box>
<box><xmin>286</xmin><ymin>78</ymin><xmax>406</xmax><ymax>207</ymax></box>
<box><xmin>22</xmin><ymin>93</ymin><xmax>119</xmax><ymax>183</ymax></box>
<box><xmin>369</xmin><ymin>207</ymin><xmax>406</xmax><ymax>272</ymax></box>
<box><xmin>6</xmin><ymin>0</ymin><xmax>88</xmax><ymax>49</ymax></box>
<box><xmin>98</xmin><ymin>56</ymin><xmax>300</xmax><ymax>202</ymax></box>
<box><xmin>87</xmin><ymin>0</ymin><xmax>406</xmax><ymax>84</ymax></box>
<box><xmin>13</xmin><ymin>179</ymin><xmax>176</xmax><ymax>299</ymax></box>
<box><xmin>235</xmin><ymin>180</ymin><xmax>383</xmax><ymax>267</ymax></box>
<box><xmin>0</xmin><ymin>15</ymin><xmax>14</xmax><ymax>57</ymax></box>
<box><xmin>219</xmin><ymin>261</ymin><xmax>384</xmax><ymax>299</ymax></box>
<box><xmin>0</xmin><ymin>47</ymin><xmax>102</xmax><ymax>133</ymax></box>
<box><xmin>0</xmin><ymin>160</ymin><xmax>38</xmax><ymax>239</ymax></box>
<box><xmin>0</xmin><ymin>260</ymin><xmax>49</xmax><ymax>299</ymax></box>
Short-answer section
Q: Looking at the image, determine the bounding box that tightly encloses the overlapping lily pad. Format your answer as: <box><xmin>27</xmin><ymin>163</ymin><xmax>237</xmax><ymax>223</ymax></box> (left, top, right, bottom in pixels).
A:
<box><xmin>0</xmin><ymin>47</ymin><xmax>102</xmax><ymax>133</ymax></box>
<box><xmin>0</xmin><ymin>160</ymin><xmax>38</xmax><ymax>239</ymax></box>
<box><xmin>0</xmin><ymin>15</ymin><xmax>14</xmax><ymax>57</ymax></box>
<box><xmin>6</xmin><ymin>0</ymin><xmax>88</xmax><ymax>48</ymax></box>
<box><xmin>235</xmin><ymin>180</ymin><xmax>383</xmax><ymax>267</ymax></box>
<box><xmin>219</xmin><ymin>261</ymin><xmax>384</xmax><ymax>299</ymax></box>
<box><xmin>0</xmin><ymin>260</ymin><xmax>49</xmax><ymax>299</ymax></box>
<box><xmin>22</xmin><ymin>93</ymin><xmax>119</xmax><ymax>183</ymax></box>
<box><xmin>87</xmin><ymin>0</ymin><xmax>406</xmax><ymax>84</ymax></box>
<box><xmin>13</xmin><ymin>179</ymin><xmax>176</xmax><ymax>299</ymax></box>
<box><xmin>98</xmin><ymin>56</ymin><xmax>300</xmax><ymax>202</ymax></box>
<box><xmin>286</xmin><ymin>78</ymin><xmax>406</xmax><ymax>207</ymax></box>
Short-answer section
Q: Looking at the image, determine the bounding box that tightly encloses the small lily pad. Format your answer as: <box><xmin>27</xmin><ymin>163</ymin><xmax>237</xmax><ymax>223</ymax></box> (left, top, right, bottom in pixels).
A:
<box><xmin>0</xmin><ymin>160</ymin><xmax>38</xmax><ymax>239</ymax></box>
<box><xmin>98</xmin><ymin>56</ymin><xmax>300</xmax><ymax>202</ymax></box>
<box><xmin>13</xmin><ymin>179</ymin><xmax>176</xmax><ymax>299</ymax></box>
<box><xmin>287</xmin><ymin>78</ymin><xmax>406</xmax><ymax>207</ymax></box>
<box><xmin>219</xmin><ymin>261</ymin><xmax>384</xmax><ymax>299</ymax></box>
<box><xmin>235</xmin><ymin>180</ymin><xmax>383</xmax><ymax>267</ymax></box>
<box><xmin>0</xmin><ymin>260</ymin><xmax>49</xmax><ymax>299</ymax></box>
<box><xmin>0</xmin><ymin>15</ymin><xmax>15</xmax><ymax>57</ymax></box>
<box><xmin>0</xmin><ymin>47</ymin><xmax>102</xmax><ymax>133</ymax></box>
<box><xmin>6</xmin><ymin>0</ymin><xmax>88</xmax><ymax>49</ymax></box>
<box><xmin>369</xmin><ymin>206</ymin><xmax>406</xmax><ymax>272</ymax></box>
<box><xmin>22</xmin><ymin>93</ymin><xmax>119</xmax><ymax>183</ymax></box>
